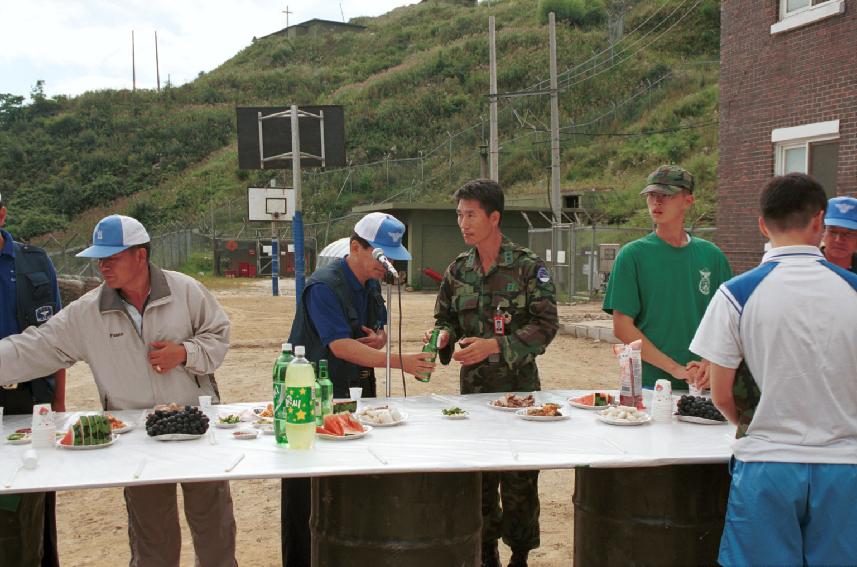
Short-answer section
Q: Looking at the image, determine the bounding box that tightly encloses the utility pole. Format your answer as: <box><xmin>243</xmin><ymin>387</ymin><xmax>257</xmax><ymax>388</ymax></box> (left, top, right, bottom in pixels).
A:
<box><xmin>488</xmin><ymin>16</ymin><xmax>499</xmax><ymax>182</ymax></box>
<box><xmin>548</xmin><ymin>12</ymin><xmax>562</xmax><ymax>223</ymax></box>
<box><xmin>131</xmin><ymin>30</ymin><xmax>136</xmax><ymax>92</ymax></box>
<box><xmin>154</xmin><ymin>31</ymin><xmax>161</xmax><ymax>92</ymax></box>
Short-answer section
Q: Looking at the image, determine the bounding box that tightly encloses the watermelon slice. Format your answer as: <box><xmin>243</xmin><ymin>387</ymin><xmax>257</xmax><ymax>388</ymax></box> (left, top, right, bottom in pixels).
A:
<box><xmin>60</xmin><ymin>429</ymin><xmax>74</xmax><ymax>446</ymax></box>
<box><xmin>573</xmin><ymin>394</ymin><xmax>596</xmax><ymax>406</ymax></box>
<box><xmin>320</xmin><ymin>413</ymin><xmax>365</xmax><ymax>436</ymax></box>
<box><xmin>322</xmin><ymin>414</ymin><xmax>345</xmax><ymax>436</ymax></box>
<box><xmin>338</xmin><ymin>413</ymin><xmax>365</xmax><ymax>435</ymax></box>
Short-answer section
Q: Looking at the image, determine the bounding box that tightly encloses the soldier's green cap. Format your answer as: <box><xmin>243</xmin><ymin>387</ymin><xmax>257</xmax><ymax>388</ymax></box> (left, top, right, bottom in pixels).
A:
<box><xmin>640</xmin><ymin>165</ymin><xmax>695</xmax><ymax>195</ymax></box>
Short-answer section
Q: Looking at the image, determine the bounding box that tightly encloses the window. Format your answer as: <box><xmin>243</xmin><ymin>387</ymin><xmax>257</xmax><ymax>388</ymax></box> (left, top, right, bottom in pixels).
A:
<box><xmin>773</xmin><ymin>120</ymin><xmax>839</xmax><ymax>197</ymax></box>
<box><xmin>772</xmin><ymin>0</ymin><xmax>846</xmax><ymax>34</ymax></box>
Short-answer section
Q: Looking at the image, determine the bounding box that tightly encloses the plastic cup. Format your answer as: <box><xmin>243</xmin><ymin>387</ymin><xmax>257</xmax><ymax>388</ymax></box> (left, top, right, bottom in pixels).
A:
<box><xmin>349</xmin><ymin>388</ymin><xmax>363</xmax><ymax>401</ymax></box>
<box><xmin>198</xmin><ymin>395</ymin><xmax>212</xmax><ymax>410</ymax></box>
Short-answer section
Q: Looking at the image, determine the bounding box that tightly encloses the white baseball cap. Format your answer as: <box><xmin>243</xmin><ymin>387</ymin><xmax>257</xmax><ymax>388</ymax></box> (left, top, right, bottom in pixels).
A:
<box><xmin>354</xmin><ymin>212</ymin><xmax>411</xmax><ymax>260</ymax></box>
<box><xmin>76</xmin><ymin>215</ymin><xmax>150</xmax><ymax>259</ymax></box>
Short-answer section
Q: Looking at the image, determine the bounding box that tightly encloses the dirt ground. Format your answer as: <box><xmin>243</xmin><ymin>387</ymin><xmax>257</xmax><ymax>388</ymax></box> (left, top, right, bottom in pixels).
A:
<box><xmin>56</xmin><ymin>280</ymin><xmax>616</xmax><ymax>566</ymax></box>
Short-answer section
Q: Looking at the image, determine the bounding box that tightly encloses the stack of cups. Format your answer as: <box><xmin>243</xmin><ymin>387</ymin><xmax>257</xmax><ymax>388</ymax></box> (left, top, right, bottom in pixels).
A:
<box><xmin>30</xmin><ymin>403</ymin><xmax>56</xmax><ymax>448</ymax></box>
<box><xmin>650</xmin><ymin>379</ymin><xmax>674</xmax><ymax>423</ymax></box>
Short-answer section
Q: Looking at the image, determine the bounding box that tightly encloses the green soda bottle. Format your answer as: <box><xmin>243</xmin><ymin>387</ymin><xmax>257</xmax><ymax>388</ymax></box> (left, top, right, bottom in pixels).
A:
<box><xmin>285</xmin><ymin>346</ymin><xmax>316</xmax><ymax>450</ymax></box>
<box><xmin>273</xmin><ymin>342</ymin><xmax>293</xmax><ymax>444</ymax></box>
<box><xmin>416</xmin><ymin>328</ymin><xmax>440</xmax><ymax>382</ymax></box>
<box><xmin>318</xmin><ymin>359</ymin><xmax>334</xmax><ymax>418</ymax></box>
<box><xmin>313</xmin><ymin>362</ymin><xmax>323</xmax><ymax>426</ymax></box>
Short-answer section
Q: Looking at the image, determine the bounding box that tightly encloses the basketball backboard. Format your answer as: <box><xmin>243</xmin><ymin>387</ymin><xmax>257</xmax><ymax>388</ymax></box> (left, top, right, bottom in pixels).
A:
<box><xmin>248</xmin><ymin>187</ymin><xmax>296</xmax><ymax>221</ymax></box>
<box><xmin>236</xmin><ymin>105</ymin><xmax>346</xmax><ymax>170</ymax></box>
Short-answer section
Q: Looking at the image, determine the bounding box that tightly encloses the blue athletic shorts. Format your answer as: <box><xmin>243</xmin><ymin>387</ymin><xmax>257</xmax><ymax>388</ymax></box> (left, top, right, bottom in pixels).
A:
<box><xmin>719</xmin><ymin>458</ymin><xmax>857</xmax><ymax>566</ymax></box>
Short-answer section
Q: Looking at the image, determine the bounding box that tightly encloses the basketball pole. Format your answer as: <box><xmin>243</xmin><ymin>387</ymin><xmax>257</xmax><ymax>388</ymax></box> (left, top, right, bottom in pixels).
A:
<box><xmin>291</xmin><ymin>104</ymin><xmax>306</xmax><ymax>306</ymax></box>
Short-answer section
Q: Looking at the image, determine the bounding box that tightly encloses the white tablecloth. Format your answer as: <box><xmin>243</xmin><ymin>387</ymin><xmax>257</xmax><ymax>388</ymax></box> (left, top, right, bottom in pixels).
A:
<box><xmin>0</xmin><ymin>391</ymin><xmax>735</xmax><ymax>494</ymax></box>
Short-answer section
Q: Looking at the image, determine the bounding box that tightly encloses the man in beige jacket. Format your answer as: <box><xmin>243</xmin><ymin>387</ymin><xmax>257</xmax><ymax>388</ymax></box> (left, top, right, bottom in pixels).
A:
<box><xmin>0</xmin><ymin>214</ymin><xmax>237</xmax><ymax>567</ymax></box>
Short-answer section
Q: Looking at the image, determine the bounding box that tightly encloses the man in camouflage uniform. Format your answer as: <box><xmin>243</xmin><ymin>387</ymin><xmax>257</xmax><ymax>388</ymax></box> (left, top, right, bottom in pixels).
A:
<box><xmin>432</xmin><ymin>179</ymin><xmax>558</xmax><ymax>567</ymax></box>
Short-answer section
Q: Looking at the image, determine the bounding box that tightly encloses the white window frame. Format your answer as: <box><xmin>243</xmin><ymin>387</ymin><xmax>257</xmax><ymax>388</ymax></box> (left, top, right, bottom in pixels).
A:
<box><xmin>772</xmin><ymin>120</ymin><xmax>839</xmax><ymax>175</ymax></box>
<box><xmin>772</xmin><ymin>0</ymin><xmax>846</xmax><ymax>34</ymax></box>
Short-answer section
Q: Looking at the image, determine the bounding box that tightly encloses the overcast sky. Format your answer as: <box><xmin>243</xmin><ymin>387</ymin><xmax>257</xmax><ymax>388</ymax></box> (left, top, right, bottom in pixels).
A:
<box><xmin>0</xmin><ymin>1</ymin><xmax>416</xmax><ymax>99</ymax></box>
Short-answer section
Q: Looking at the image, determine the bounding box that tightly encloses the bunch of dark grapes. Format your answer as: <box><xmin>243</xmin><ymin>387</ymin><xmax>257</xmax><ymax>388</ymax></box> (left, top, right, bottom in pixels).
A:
<box><xmin>146</xmin><ymin>406</ymin><xmax>209</xmax><ymax>436</ymax></box>
<box><xmin>677</xmin><ymin>395</ymin><xmax>726</xmax><ymax>422</ymax></box>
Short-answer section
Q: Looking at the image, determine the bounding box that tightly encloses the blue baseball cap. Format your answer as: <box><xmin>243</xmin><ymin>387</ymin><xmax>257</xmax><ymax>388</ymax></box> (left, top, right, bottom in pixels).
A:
<box><xmin>354</xmin><ymin>212</ymin><xmax>411</xmax><ymax>261</ymax></box>
<box><xmin>76</xmin><ymin>215</ymin><xmax>151</xmax><ymax>259</ymax></box>
<box><xmin>825</xmin><ymin>196</ymin><xmax>857</xmax><ymax>231</ymax></box>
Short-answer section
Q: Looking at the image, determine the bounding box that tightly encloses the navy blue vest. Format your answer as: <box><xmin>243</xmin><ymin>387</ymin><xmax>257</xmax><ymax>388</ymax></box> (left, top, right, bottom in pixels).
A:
<box><xmin>0</xmin><ymin>242</ymin><xmax>60</xmax><ymax>411</ymax></box>
<box><xmin>288</xmin><ymin>261</ymin><xmax>385</xmax><ymax>398</ymax></box>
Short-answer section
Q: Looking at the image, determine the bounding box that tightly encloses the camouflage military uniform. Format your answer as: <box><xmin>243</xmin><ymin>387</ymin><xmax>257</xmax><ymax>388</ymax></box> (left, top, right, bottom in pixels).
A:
<box><xmin>434</xmin><ymin>236</ymin><xmax>558</xmax><ymax>552</ymax></box>
<box><xmin>732</xmin><ymin>361</ymin><xmax>761</xmax><ymax>440</ymax></box>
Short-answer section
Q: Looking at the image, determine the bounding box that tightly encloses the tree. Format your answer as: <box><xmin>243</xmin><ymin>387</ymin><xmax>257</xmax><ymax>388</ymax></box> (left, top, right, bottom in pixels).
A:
<box><xmin>0</xmin><ymin>93</ymin><xmax>25</xmax><ymax>128</ymax></box>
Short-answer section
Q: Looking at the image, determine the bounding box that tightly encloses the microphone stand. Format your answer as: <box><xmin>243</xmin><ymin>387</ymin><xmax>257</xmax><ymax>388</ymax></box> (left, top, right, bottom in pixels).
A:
<box><xmin>384</xmin><ymin>274</ymin><xmax>393</xmax><ymax>398</ymax></box>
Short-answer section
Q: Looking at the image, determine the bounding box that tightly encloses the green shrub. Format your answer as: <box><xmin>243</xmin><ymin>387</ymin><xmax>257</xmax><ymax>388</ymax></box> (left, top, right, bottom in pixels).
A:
<box><xmin>537</xmin><ymin>0</ymin><xmax>607</xmax><ymax>27</ymax></box>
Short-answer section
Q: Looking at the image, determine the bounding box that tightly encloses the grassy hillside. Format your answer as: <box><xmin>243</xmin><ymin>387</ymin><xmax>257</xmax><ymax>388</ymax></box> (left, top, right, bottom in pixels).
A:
<box><xmin>0</xmin><ymin>0</ymin><xmax>720</xmax><ymax>241</ymax></box>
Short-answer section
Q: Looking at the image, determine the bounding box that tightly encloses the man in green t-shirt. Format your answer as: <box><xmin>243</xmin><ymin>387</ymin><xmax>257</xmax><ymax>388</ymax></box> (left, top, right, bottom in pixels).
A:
<box><xmin>602</xmin><ymin>165</ymin><xmax>732</xmax><ymax>391</ymax></box>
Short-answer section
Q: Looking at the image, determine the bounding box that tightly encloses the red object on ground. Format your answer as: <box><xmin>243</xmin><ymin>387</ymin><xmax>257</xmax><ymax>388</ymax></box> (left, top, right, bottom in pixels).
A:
<box><xmin>238</xmin><ymin>263</ymin><xmax>250</xmax><ymax>277</ymax></box>
<box><xmin>422</xmin><ymin>267</ymin><xmax>443</xmax><ymax>283</ymax></box>
<box><xmin>248</xmin><ymin>266</ymin><xmax>257</xmax><ymax>278</ymax></box>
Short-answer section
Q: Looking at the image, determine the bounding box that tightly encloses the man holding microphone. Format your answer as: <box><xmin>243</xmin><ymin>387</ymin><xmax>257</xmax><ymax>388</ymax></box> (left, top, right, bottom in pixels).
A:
<box><xmin>283</xmin><ymin>211</ymin><xmax>435</xmax><ymax>567</ymax></box>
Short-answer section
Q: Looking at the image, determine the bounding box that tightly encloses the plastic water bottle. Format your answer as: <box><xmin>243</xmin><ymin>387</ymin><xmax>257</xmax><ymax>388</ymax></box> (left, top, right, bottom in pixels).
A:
<box><xmin>285</xmin><ymin>346</ymin><xmax>316</xmax><ymax>449</ymax></box>
<box><xmin>416</xmin><ymin>328</ymin><xmax>440</xmax><ymax>382</ymax></box>
<box><xmin>273</xmin><ymin>343</ymin><xmax>293</xmax><ymax>444</ymax></box>
<box><xmin>318</xmin><ymin>359</ymin><xmax>334</xmax><ymax>418</ymax></box>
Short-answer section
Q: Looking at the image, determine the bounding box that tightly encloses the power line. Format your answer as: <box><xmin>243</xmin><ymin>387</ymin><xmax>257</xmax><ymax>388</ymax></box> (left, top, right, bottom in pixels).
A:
<box><xmin>558</xmin><ymin>0</ymin><xmax>704</xmax><ymax>92</ymax></box>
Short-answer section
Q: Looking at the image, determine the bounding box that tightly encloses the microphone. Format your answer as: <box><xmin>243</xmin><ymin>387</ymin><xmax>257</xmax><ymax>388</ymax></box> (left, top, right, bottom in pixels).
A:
<box><xmin>372</xmin><ymin>248</ymin><xmax>399</xmax><ymax>280</ymax></box>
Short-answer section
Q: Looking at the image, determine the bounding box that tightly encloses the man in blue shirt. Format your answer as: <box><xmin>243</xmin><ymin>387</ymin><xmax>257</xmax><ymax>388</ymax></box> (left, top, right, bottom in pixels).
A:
<box><xmin>822</xmin><ymin>195</ymin><xmax>857</xmax><ymax>274</ymax></box>
<box><xmin>0</xmin><ymin>193</ymin><xmax>63</xmax><ymax>567</ymax></box>
<box><xmin>282</xmin><ymin>212</ymin><xmax>435</xmax><ymax>567</ymax></box>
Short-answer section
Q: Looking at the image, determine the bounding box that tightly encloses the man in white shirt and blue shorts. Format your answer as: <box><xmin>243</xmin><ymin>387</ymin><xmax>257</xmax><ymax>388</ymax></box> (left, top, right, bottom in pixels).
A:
<box><xmin>690</xmin><ymin>173</ymin><xmax>857</xmax><ymax>566</ymax></box>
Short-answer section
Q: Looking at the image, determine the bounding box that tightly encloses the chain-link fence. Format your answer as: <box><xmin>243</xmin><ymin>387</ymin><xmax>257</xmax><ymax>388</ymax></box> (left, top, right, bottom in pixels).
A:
<box><xmin>528</xmin><ymin>225</ymin><xmax>716</xmax><ymax>302</ymax></box>
<box><xmin>32</xmin><ymin>227</ymin><xmax>203</xmax><ymax>279</ymax></box>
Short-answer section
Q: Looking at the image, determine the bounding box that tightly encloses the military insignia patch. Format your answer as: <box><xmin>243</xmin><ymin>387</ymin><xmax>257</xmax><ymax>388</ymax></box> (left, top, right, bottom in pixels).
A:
<box><xmin>537</xmin><ymin>267</ymin><xmax>551</xmax><ymax>283</ymax></box>
<box><xmin>35</xmin><ymin>305</ymin><xmax>54</xmax><ymax>323</ymax></box>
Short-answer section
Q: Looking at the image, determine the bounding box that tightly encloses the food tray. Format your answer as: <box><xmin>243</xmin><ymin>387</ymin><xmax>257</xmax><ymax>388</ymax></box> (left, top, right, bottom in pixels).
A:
<box><xmin>318</xmin><ymin>425</ymin><xmax>373</xmax><ymax>441</ymax></box>
<box><xmin>150</xmin><ymin>433</ymin><xmax>205</xmax><ymax>441</ymax></box>
<box><xmin>515</xmin><ymin>409</ymin><xmax>570</xmax><ymax>422</ymax></box>
<box><xmin>57</xmin><ymin>435</ymin><xmax>118</xmax><ymax>450</ymax></box>
<box><xmin>676</xmin><ymin>415</ymin><xmax>727</xmax><ymax>425</ymax></box>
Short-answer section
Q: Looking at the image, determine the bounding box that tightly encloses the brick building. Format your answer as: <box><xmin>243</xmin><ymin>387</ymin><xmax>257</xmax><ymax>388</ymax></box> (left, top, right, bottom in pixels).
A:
<box><xmin>719</xmin><ymin>0</ymin><xmax>856</xmax><ymax>272</ymax></box>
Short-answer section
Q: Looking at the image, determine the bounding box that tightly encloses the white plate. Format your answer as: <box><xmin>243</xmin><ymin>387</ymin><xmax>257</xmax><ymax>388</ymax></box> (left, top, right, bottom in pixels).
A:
<box><xmin>112</xmin><ymin>423</ymin><xmax>134</xmax><ymax>434</ymax></box>
<box><xmin>442</xmin><ymin>412</ymin><xmax>469</xmax><ymax>420</ymax></box>
<box><xmin>677</xmin><ymin>415</ymin><xmax>727</xmax><ymax>425</ymax></box>
<box><xmin>595</xmin><ymin>412</ymin><xmax>652</xmax><ymax>426</ymax></box>
<box><xmin>215</xmin><ymin>421</ymin><xmax>240</xmax><ymax>429</ymax></box>
<box><xmin>232</xmin><ymin>429</ymin><xmax>260</xmax><ymax>440</ymax></box>
<box><xmin>255</xmin><ymin>424</ymin><xmax>275</xmax><ymax>435</ymax></box>
<box><xmin>57</xmin><ymin>435</ymin><xmax>118</xmax><ymax>450</ymax></box>
<box><xmin>487</xmin><ymin>401</ymin><xmax>530</xmax><ymax>412</ymax></box>
<box><xmin>358</xmin><ymin>412</ymin><xmax>408</xmax><ymax>427</ymax></box>
<box><xmin>252</xmin><ymin>405</ymin><xmax>274</xmax><ymax>418</ymax></box>
<box><xmin>318</xmin><ymin>424</ymin><xmax>373</xmax><ymax>441</ymax></box>
<box><xmin>515</xmin><ymin>408</ymin><xmax>570</xmax><ymax>421</ymax></box>
<box><xmin>150</xmin><ymin>433</ymin><xmax>205</xmax><ymax>441</ymax></box>
<box><xmin>6</xmin><ymin>434</ymin><xmax>32</xmax><ymax>445</ymax></box>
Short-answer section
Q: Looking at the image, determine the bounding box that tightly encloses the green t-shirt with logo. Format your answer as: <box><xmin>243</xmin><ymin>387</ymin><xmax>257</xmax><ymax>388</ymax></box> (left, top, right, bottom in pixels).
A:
<box><xmin>602</xmin><ymin>232</ymin><xmax>733</xmax><ymax>390</ymax></box>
